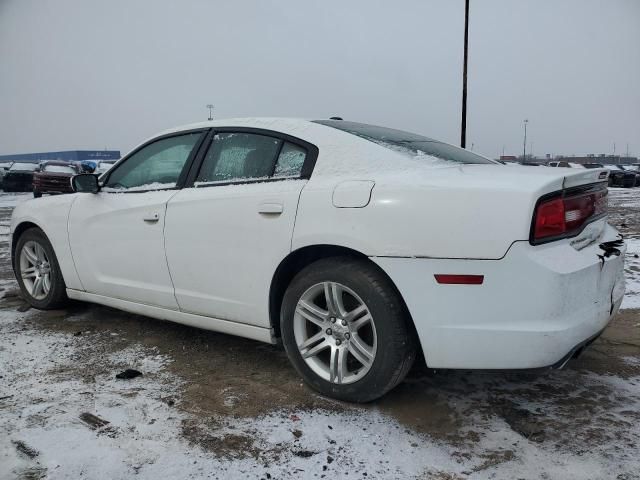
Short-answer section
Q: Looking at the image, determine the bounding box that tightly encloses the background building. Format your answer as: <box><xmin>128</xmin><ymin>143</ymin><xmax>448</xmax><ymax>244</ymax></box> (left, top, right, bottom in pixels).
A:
<box><xmin>0</xmin><ymin>150</ymin><xmax>120</xmax><ymax>164</ymax></box>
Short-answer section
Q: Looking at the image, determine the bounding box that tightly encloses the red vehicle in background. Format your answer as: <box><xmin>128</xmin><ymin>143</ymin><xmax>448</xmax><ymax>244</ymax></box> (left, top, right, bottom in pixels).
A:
<box><xmin>32</xmin><ymin>161</ymin><xmax>80</xmax><ymax>198</ymax></box>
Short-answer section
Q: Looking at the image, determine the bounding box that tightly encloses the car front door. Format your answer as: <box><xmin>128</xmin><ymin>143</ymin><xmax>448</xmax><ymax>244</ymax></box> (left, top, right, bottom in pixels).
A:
<box><xmin>68</xmin><ymin>130</ymin><xmax>206</xmax><ymax>309</ymax></box>
<box><xmin>164</xmin><ymin>129</ymin><xmax>317</xmax><ymax>327</ymax></box>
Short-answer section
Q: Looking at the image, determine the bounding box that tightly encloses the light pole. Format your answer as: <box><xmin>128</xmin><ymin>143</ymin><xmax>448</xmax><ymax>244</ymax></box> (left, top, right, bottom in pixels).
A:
<box><xmin>523</xmin><ymin>119</ymin><xmax>529</xmax><ymax>160</ymax></box>
<box><xmin>460</xmin><ymin>0</ymin><xmax>470</xmax><ymax>149</ymax></box>
<box><xmin>206</xmin><ymin>104</ymin><xmax>214</xmax><ymax>121</ymax></box>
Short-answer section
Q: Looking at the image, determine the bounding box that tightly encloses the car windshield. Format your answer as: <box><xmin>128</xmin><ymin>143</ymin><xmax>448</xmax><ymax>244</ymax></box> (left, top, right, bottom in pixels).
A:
<box><xmin>313</xmin><ymin>120</ymin><xmax>496</xmax><ymax>165</ymax></box>
<box><xmin>43</xmin><ymin>164</ymin><xmax>76</xmax><ymax>174</ymax></box>
<box><xmin>583</xmin><ymin>163</ymin><xmax>604</xmax><ymax>169</ymax></box>
<box><xmin>9</xmin><ymin>163</ymin><xmax>38</xmax><ymax>172</ymax></box>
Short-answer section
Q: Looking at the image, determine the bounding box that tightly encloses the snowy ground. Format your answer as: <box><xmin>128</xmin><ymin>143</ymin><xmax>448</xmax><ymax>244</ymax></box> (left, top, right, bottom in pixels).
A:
<box><xmin>1</xmin><ymin>189</ymin><xmax>639</xmax><ymax>479</ymax></box>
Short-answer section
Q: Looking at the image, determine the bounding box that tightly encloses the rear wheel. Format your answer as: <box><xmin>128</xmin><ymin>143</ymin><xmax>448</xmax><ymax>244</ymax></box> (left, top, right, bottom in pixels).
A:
<box><xmin>281</xmin><ymin>257</ymin><xmax>416</xmax><ymax>402</ymax></box>
<box><xmin>33</xmin><ymin>190</ymin><xmax>42</xmax><ymax>198</ymax></box>
<box><xmin>14</xmin><ymin>228</ymin><xmax>68</xmax><ymax>309</ymax></box>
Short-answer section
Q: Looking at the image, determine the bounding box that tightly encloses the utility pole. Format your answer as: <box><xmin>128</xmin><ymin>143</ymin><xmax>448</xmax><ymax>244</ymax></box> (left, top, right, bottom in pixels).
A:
<box><xmin>206</xmin><ymin>104</ymin><xmax>214</xmax><ymax>121</ymax></box>
<box><xmin>460</xmin><ymin>0</ymin><xmax>470</xmax><ymax>149</ymax></box>
<box><xmin>523</xmin><ymin>119</ymin><xmax>529</xmax><ymax>160</ymax></box>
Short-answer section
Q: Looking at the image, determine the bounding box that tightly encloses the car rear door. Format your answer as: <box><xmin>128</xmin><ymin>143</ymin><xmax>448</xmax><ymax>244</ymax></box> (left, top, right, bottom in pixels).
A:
<box><xmin>164</xmin><ymin>129</ymin><xmax>317</xmax><ymax>327</ymax></box>
<box><xmin>68</xmin><ymin>130</ymin><xmax>207</xmax><ymax>309</ymax></box>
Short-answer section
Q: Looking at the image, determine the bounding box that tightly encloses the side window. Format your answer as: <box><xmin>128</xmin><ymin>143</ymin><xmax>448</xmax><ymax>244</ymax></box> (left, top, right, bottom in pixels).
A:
<box><xmin>274</xmin><ymin>142</ymin><xmax>307</xmax><ymax>178</ymax></box>
<box><xmin>196</xmin><ymin>133</ymin><xmax>281</xmax><ymax>184</ymax></box>
<box><xmin>104</xmin><ymin>132</ymin><xmax>201</xmax><ymax>191</ymax></box>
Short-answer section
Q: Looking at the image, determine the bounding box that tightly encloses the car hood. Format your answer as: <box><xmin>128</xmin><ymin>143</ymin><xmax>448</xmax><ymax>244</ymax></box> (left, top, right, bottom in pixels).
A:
<box><xmin>35</xmin><ymin>172</ymin><xmax>75</xmax><ymax>177</ymax></box>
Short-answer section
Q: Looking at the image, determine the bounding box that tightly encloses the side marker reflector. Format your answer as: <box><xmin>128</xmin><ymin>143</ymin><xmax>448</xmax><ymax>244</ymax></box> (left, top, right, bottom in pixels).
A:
<box><xmin>434</xmin><ymin>274</ymin><xmax>484</xmax><ymax>285</ymax></box>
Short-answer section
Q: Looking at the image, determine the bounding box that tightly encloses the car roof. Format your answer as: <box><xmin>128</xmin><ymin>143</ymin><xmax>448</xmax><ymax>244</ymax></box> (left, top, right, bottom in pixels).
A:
<box><xmin>158</xmin><ymin>117</ymin><xmax>313</xmax><ymax>136</ymax></box>
<box><xmin>133</xmin><ymin>118</ymin><xmax>404</xmax><ymax>178</ymax></box>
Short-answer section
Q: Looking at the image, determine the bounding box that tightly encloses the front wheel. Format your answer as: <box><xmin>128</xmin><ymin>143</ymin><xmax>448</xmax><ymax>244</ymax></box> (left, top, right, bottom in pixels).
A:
<box><xmin>281</xmin><ymin>257</ymin><xmax>416</xmax><ymax>402</ymax></box>
<box><xmin>33</xmin><ymin>190</ymin><xmax>42</xmax><ymax>198</ymax></box>
<box><xmin>14</xmin><ymin>228</ymin><xmax>68</xmax><ymax>309</ymax></box>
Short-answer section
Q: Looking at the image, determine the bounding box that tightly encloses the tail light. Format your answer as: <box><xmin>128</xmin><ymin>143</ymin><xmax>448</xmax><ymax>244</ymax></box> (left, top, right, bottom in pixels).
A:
<box><xmin>531</xmin><ymin>184</ymin><xmax>607</xmax><ymax>244</ymax></box>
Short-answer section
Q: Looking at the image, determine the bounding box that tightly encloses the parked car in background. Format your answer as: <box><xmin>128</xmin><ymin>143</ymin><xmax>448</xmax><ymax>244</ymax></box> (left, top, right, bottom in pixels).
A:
<box><xmin>32</xmin><ymin>161</ymin><xmax>80</xmax><ymax>198</ymax></box>
<box><xmin>620</xmin><ymin>165</ymin><xmax>640</xmax><ymax>186</ymax></box>
<box><xmin>547</xmin><ymin>161</ymin><xmax>584</xmax><ymax>168</ymax></box>
<box><xmin>605</xmin><ymin>165</ymin><xmax>636</xmax><ymax>188</ymax></box>
<box><xmin>95</xmin><ymin>160</ymin><xmax>117</xmax><ymax>174</ymax></box>
<box><xmin>518</xmin><ymin>161</ymin><xmax>543</xmax><ymax>166</ymax></box>
<box><xmin>10</xmin><ymin>118</ymin><xmax>625</xmax><ymax>402</ymax></box>
<box><xmin>0</xmin><ymin>161</ymin><xmax>14</xmax><ymax>186</ymax></box>
<box><xmin>79</xmin><ymin>160</ymin><xmax>98</xmax><ymax>173</ymax></box>
<box><xmin>78</xmin><ymin>160</ymin><xmax>117</xmax><ymax>175</ymax></box>
<box><xmin>2</xmin><ymin>162</ymin><xmax>39</xmax><ymax>192</ymax></box>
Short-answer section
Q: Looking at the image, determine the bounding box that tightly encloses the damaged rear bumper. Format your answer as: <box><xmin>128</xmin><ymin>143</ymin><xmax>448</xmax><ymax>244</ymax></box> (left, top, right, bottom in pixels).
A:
<box><xmin>373</xmin><ymin>221</ymin><xmax>626</xmax><ymax>370</ymax></box>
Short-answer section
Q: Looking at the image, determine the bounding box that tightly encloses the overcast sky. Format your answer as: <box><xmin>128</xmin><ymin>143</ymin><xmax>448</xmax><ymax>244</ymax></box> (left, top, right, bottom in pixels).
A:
<box><xmin>0</xmin><ymin>0</ymin><xmax>638</xmax><ymax>159</ymax></box>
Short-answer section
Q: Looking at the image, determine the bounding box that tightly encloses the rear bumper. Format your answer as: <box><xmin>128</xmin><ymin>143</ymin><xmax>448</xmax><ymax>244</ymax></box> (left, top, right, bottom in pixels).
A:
<box><xmin>373</xmin><ymin>221</ymin><xmax>625</xmax><ymax>369</ymax></box>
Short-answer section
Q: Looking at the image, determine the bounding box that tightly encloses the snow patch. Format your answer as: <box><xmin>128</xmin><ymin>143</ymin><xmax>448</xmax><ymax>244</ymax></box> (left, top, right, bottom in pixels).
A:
<box><xmin>101</xmin><ymin>182</ymin><xmax>176</xmax><ymax>193</ymax></box>
<box><xmin>622</xmin><ymin>237</ymin><xmax>640</xmax><ymax>309</ymax></box>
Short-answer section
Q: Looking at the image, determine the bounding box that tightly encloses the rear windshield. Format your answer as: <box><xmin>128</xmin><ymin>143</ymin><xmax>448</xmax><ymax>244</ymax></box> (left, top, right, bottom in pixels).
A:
<box><xmin>313</xmin><ymin>120</ymin><xmax>496</xmax><ymax>165</ymax></box>
<box><xmin>9</xmin><ymin>163</ymin><xmax>38</xmax><ymax>171</ymax></box>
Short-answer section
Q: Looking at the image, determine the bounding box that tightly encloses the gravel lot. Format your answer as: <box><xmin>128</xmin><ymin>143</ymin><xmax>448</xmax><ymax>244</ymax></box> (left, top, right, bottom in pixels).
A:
<box><xmin>1</xmin><ymin>189</ymin><xmax>639</xmax><ymax>479</ymax></box>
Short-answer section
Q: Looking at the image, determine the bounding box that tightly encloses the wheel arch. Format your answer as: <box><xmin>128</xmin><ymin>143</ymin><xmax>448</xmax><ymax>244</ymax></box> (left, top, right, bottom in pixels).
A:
<box><xmin>11</xmin><ymin>221</ymin><xmax>43</xmax><ymax>270</ymax></box>
<box><xmin>268</xmin><ymin>244</ymin><xmax>420</xmax><ymax>350</ymax></box>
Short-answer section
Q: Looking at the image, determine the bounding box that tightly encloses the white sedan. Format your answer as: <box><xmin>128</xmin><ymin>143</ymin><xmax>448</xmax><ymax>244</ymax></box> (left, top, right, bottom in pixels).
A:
<box><xmin>11</xmin><ymin>118</ymin><xmax>626</xmax><ymax>402</ymax></box>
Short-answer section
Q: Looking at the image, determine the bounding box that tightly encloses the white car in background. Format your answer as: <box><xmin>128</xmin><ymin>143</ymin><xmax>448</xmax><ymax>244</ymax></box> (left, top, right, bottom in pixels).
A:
<box><xmin>10</xmin><ymin>118</ymin><xmax>625</xmax><ymax>402</ymax></box>
<box><xmin>95</xmin><ymin>160</ymin><xmax>118</xmax><ymax>174</ymax></box>
<box><xmin>547</xmin><ymin>161</ymin><xmax>585</xmax><ymax>168</ymax></box>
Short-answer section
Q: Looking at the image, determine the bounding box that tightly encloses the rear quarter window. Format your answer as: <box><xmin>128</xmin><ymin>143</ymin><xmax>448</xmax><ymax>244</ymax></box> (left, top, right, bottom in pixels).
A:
<box><xmin>313</xmin><ymin>120</ymin><xmax>496</xmax><ymax>166</ymax></box>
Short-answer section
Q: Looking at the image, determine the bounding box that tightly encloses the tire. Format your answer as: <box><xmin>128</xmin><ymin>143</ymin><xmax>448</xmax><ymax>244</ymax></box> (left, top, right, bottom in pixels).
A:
<box><xmin>281</xmin><ymin>257</ymin><xmax>416</xmax><ymax>403</ymax></box>
<box><xmin>14</xmin><ymin>227</ymin><xmax>68</xmax><ymax>309</ymax></box>
<box><xmin>33</xmin><ymin>190</ymin><xmax>42</xmax><ymax>198</ymax></box>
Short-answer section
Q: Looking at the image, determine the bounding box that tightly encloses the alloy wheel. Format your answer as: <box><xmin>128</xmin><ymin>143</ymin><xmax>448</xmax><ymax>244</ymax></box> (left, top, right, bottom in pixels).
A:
<box><xmin>19</xmin><ymin>240</ymin><xmax>51</xmax><ymax>300</ymax></box>
<box><xmin>293</xmin><ymin>281</ymin><xmax>377</xmax><ymax>385</ymax></box>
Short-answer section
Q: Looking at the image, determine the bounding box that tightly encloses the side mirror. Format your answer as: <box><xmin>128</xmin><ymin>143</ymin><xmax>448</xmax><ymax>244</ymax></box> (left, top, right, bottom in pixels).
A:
<box><xmin>71</xmin><ymin>174</ymin><xmax>100</xmax><ymax>193</ymax></box>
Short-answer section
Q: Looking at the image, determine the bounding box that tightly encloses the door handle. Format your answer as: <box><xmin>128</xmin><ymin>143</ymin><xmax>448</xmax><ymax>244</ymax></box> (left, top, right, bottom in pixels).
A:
<box><xmin>258</xmin><ymin>203</ymin><xmax>283</xmax><ymax>215</ymax></box>
<box><xmin>143</xmin><ymin>212</ymin><xmax>160</xmax><ymax>223</ymax></box>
